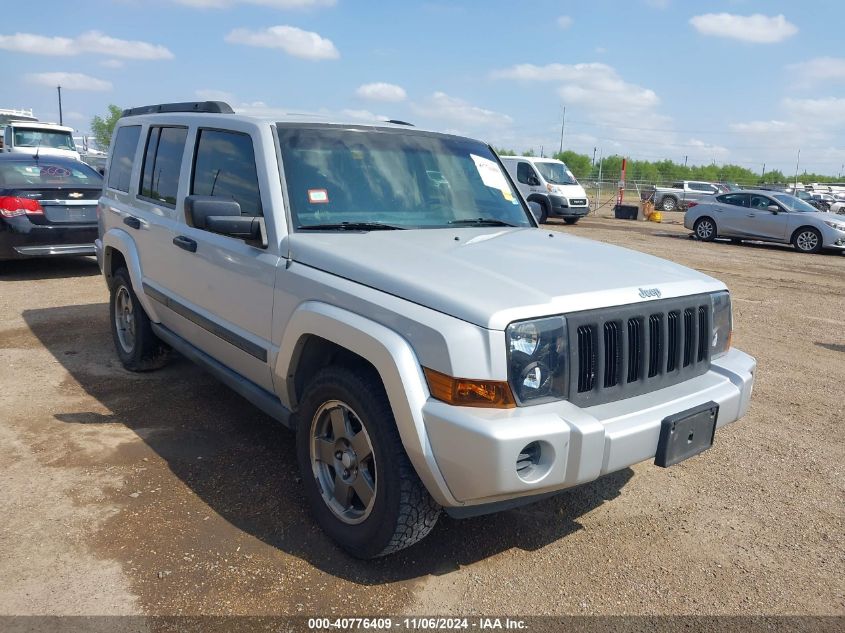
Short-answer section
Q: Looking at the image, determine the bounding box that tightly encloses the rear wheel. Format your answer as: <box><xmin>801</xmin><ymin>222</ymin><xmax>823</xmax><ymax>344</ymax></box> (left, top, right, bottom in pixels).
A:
<box><xmin>563</xmin><ymin>218</ymin><xmax>579</xmax><ymax>225</ymax></box>
<box><xmin>661</xmin><ymin>196</ymin><xmax>678</xmax><ymax>212</ymax></box>
<box><xmin>109</xmin><ymin>268</ymin><xmax>169</xmax><ymax>371</ymax></box>
<box><xmin>296</xmin><ymin>365</ymin><xmax>440</xmax><ymax>558</ymax></box>
<box><xmin>793</xmin><ymin>227</ymin><xmax>822</xmax><ymax>254</ymax></box>
<box><xmin>694</xmin><ymin>217</ymin><xmax>717</xmax><ymax>242</ymax></box>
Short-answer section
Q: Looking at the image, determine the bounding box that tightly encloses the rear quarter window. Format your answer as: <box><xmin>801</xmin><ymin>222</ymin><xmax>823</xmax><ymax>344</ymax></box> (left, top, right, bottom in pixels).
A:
<box><xmin>108</xmin><ymin>125</ymin><xmax>141</xmax><ymax>193</ymax></box>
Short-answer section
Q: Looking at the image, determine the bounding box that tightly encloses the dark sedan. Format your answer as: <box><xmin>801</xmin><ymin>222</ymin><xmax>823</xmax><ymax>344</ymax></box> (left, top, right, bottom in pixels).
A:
<box><xmin>0</xmin><ymin>154</ymin><xmax>102</xmax><ymax>260</ymax></box>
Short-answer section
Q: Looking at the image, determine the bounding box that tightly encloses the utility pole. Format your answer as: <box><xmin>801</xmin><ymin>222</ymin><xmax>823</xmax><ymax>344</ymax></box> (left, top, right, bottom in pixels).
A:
<box><xmin>684</xmin><ymin>155</ymin><xmax>688</xmax><ymax>168</ymax></box>
<box><xmin>761</xmin><ymin>163</ymin><xmax>766</xmax><ymax>182</ymax></box>
<box><xmin>592</xmin><ymin>146</ymin><xmax>597</xmax><ymax>167</ymax></box>
<box><xmin>57</xmin><ymin>85</ymin><xmax>63</xmax><ymax>125</ymax></box>
<box><xmin>794</xmin><ymin>149</ymin><xmax>801</xmax><ymax>190</ymax></box>
<box><xmin>559</xmin><ymin>105</ymin><xmax>566</xmax><ymax>154</ymax></box>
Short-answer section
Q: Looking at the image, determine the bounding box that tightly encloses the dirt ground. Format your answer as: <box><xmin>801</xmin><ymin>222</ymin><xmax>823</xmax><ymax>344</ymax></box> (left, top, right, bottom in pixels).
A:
<box><xmin>1</xmin><ymin>216</ymin><xmax>843</xmax><ymax>621</ymax></box>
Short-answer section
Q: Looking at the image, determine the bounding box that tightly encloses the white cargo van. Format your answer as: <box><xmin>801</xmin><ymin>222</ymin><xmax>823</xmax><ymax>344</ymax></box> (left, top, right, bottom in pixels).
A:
<box><xmin>500</xmin><ymin>156</ymin><xmax>589</xmax><ymax>224</ymax></box>
<box><xmin>2</xmin><ymin>121</ymin><xmax>80</xmax><ymax>160</ymax></box>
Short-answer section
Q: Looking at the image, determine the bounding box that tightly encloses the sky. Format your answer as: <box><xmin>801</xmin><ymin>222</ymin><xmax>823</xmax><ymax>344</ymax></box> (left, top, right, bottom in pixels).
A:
<box><xmin>1</xmin><ymin>0</ymin><xmax>844</xmax><ymax>176</ymax></box>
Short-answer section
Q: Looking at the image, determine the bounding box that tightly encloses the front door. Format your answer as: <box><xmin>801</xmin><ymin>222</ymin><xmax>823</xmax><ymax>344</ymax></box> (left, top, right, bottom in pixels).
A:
<box><xmin>742</xmin><ymin>193</ymin><xmax>789</xmax><ymax>241</ymax></box>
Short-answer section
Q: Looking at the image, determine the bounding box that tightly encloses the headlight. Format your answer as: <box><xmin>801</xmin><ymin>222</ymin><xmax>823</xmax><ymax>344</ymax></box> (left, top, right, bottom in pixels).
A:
<box><xmin>506</xmin><ymin>317</ymin><xmax>567</xmax><ymax>404</ymax></box>
<box><xmin>710</xmin><ymin>291</ymin><xmax>732</xmax><ymax>359</ymax></box>
<box><xmin>823</xmin><ymin>220</ymin><xmax>845</xmax><ymax>231</ymax></box>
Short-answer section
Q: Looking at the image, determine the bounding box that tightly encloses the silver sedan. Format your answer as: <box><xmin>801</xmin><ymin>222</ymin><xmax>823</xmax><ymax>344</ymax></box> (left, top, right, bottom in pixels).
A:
<box><xmin>684</xmin><ymin>190</ymin><xmax>845</xmax><ymax>254</ymax></box>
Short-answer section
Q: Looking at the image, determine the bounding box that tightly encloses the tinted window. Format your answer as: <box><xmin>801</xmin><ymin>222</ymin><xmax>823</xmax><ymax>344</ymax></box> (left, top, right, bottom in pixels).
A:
<box><xmin>108</xmin><ymin>125</ymin><xmax>141</xmax><ymax>192</ymax></box>
<box><xmin>749</xmin><ymin>194</ymin><xmax>774</xmax><ymax>210</ymax></box>
<box><xmin>516</xmin><ymin>161</ymin><xmax>536</xmax><ymax>185</ymax></box>
<box><xmin>139</xmin><ymin>126</ymin><xmax>187</xmax><ymax>206</ymax></box>
<box><xmin>191</xmin><ymin>129</ymin><xmax>262</xmax><ymax>217</ymax></box>
<box><xmin>12</xmin><ymin>128</ymin><xmax>75</xmax><ymax>150</ymax></box>
<box><xmin>717</xmin><ymin>193</ymin><xmax>748</xmax><ymax>207</ymax></box>
<box><xmin>0</xmin><ymin>159</ymin><xmax>102</xmax><ymax>187</ymax></box>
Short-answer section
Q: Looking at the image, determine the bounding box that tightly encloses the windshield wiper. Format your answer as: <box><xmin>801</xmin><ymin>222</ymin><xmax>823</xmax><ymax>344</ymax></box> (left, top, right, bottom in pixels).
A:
<box><xmin>448</xmin><ymin>218</ymin><xmax>518</xmax><ymax>227</ymax></box>
<box><xmin>297</xmin><ymin>221</ymin><xmax>405</xmax><ymax>231</ymax></box>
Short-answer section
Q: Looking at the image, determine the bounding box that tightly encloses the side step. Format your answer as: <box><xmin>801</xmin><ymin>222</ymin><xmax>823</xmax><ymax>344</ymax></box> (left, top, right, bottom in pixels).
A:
<box><xmin>151</xmin><ymin>322</ymin><xmax>293</xmax><ymax>429</ymax></box>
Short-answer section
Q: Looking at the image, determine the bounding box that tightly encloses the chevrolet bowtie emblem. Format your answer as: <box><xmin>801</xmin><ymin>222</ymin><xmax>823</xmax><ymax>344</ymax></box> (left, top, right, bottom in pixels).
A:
<box><xmin>68</xmin><ymin>192</ymin><xmax>84</xmax><ymax>199</ymax></box>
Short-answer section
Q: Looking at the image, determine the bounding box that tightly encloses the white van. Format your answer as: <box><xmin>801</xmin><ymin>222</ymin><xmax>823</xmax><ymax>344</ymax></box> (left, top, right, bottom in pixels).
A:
<box><xmin>500</xmin><ymin>156</ymin><xmax>589</xmax><ymax>224</ymax></box>
<box><xmin>2</xmin><ymin>121</ymin><xmax>80</xmax><ymax>160</ymax></box>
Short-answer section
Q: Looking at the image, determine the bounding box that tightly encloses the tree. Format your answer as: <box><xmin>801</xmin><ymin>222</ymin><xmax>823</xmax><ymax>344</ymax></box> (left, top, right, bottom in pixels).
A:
<box><xmin>90</xmin><ymin>104</ymin><xmax>122</xmax><ymax>150</ymax></box>
<box><xmin>553</xmin><ymin>150</ymin><xmax>592</xmax><ymax>178</ymax></box>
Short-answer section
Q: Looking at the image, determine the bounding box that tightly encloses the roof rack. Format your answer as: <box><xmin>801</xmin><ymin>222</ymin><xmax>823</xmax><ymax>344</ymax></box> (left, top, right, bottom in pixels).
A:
<box><xmin>121</xmin><ymin>101</ymin><xmax>234</xmax><ymax>117</ymax></box>
<box><xmin>385</xmin><ymin>119</ymin><xmax>414</xmax><ymax>126</ymax></box>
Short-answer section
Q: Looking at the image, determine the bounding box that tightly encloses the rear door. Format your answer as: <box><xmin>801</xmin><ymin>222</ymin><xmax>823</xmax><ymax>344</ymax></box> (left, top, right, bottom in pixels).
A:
<box><xmin>711</xmin><ymin>193</ymin><xmax>749</xmax><ymax>235</ymax></box>
<box><xmin>162</xmin><ymin>125</ymin><xmax>280</xmax><ymax>392</ymax></box>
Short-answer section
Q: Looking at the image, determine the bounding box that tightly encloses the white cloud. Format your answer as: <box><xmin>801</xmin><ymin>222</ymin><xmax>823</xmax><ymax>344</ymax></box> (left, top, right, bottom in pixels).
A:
<box><xmin>689</xmin><ymin>13</ymin><xmax>798</xmax><ymax>44</ymax></box>
<box><xmin>411</xmin><ymin>92</ymin><xmax>512</xmax><ymax>129</ymax></box>
<box><xmin>225</xmin><ymin>25</ymin><xmax>339</xmax><ymax>60</ymax></box>
<box><xmin>355</xmin><ymin>82</ymin><xmax>406</xmax><ymax>102</ymax></box>
<box><xmin>0</xmin><ymin>30</ymin><xmax>173</xmax><ymax>59</ymax></box>
<box><xmin>27</xmin><ymin>72</ymin><xmax>112</xmax><ymax>91</ymax></box>
<box><xmin>786</xmin><ymin>57</ymin><xmax>845</xmax><ymax>86</ymax></box>
<box><xmin>99</xmin><ymin>59</ymin><xmax>124</xmax><ymax>68</ymax></box>
<box><xmin>340</xmin><ymin>109</ymin><xmax>389</xmax><ymax>122</ymax></box>
<box><xmin>687</xmin><ymin>138</ymin><xmax>730</xmax><ymax>158</ymax></box>
<box><xmin>175</xmin><ymin>0</ymin><xmax>335</xmax><ymax>7</ymax></box>
<box><xmin>556</xmin><ymin>16</ymin><xmax>573</xmax><ymax>29</ymax></box>
<box><xmin>783</xmin><ymin>97</ymin><xmax>845</xmax><ymax>128</ymax></box>
<box><xmin>195</xmin><ymin>88</ymin><xmax>236</xmax><ymax>102</ymax></box>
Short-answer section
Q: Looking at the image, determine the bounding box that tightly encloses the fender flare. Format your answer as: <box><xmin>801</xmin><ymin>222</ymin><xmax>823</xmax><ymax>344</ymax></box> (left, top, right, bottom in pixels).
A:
<box><xmin>276</xmin><ymin>301</ymin><xmax>459</xmax><ymax>507</ymax></box>
<box><xmin>526</xmin><ymin>192</ymin><xmax>550</xmax><ymax>208</ymax></box>
<box><xmin>101</xmin><ymin>228</ymin><xmax>161</xmax><ymax>323</ymax></box>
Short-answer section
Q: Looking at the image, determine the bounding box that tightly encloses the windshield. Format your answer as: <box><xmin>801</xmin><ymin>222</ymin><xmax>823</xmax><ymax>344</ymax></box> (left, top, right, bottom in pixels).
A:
<box><xmin>13</xmin><ymin>128</ymin><xmax>76</xmax><ymax>151</ymax></box>
<box><xmin>533</xmin><ymin>161</ymin><xmax>578</xmax><ymax>185</ymax></box>
<box><xmin>0</xmin><ymin>160</ymin><xmax>102</xmax><ymax>187</ymax></box>
<box><xmin>773</xmin><ymin>194</ymin><xmax>817</xmax><ymax>213</ymax></box>
<box><xmin>278</xmin><ymin>126</ymin><xmax>531</xmax><ymax>230</ymax></box>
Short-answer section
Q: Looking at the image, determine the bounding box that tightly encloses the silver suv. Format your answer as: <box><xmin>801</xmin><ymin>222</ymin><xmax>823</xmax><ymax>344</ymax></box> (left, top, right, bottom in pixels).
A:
<box><xmin>96</xmin><ymin>101</ymin><xmax>756</xmax><ymax>558</ymax></box>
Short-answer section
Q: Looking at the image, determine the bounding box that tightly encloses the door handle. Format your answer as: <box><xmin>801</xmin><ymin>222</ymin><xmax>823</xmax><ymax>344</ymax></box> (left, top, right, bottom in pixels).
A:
<box><xmin>747</xmin><ymin>214</ymin><xmax>756</xmax><ymax>217</ymax></box>
<box><xmin>123</xmin><ymin>216</ymin><xmax>141</xmax><ymax>229</ymax></box>
<box><xmin>173</xmin><ymin>235</ymin><xmax>197</xmax><ymax>253</ymax></box>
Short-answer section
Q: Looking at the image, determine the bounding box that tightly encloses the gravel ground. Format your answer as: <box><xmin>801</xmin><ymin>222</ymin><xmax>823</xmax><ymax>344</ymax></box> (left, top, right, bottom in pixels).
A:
<box><xmin>0</xmin><ymin>216</ymin><xmax>843</xmax><ymax>620</ymax></box>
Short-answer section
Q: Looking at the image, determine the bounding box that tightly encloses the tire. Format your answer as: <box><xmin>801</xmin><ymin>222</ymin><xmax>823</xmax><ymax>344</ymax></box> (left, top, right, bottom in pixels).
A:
<box><xmin>563</xmin><ymin>218</ymin><xmax>579</xmax><ymax>225</ymax></box>
<box><xmin>694</xmin><ymin>217</ymin><xmax>717</xmax><ymax>242</ymax></box>
<box><xmin>296</xmin><ymin>365</ymin><xmax>440</xmax><ymax>558</ymax></box>
<box><xmin>534</xmin><ymin>200</ymin><xmax>549</xmax><ymax>224</ymax></box>
<box><xmin>661</xmin><ymin>196</ymin><xmax>678</xmax><ymax>212</ymax></box>
<box><xmin>109</xmin><ymin>268</ymin><xmax>169</xmax><ymax>371</ymax></box>
<box><xmin>792</xmin><ymin>227</ymin><xmax>823</xmax><ymax>254</ymax></box>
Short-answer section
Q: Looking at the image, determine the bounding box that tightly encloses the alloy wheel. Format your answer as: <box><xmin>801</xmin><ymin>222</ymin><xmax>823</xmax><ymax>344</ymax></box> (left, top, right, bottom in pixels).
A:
<box><xmin>114</xmin><ymin>285</ymin><xmax>136</xmax><ymax>354</ymax></box>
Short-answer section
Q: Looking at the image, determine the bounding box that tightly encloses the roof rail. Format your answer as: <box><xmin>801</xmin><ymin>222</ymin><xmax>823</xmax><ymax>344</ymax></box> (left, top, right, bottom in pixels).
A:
<box><xmin>121</xmin><ymin>101</ymin><xmax>234</xmax><ymax>117</ymax></box>
<box><xmin>385</xmin><ymin>119</ymin><xmax>414</xmax><ymax>126</ymax></box>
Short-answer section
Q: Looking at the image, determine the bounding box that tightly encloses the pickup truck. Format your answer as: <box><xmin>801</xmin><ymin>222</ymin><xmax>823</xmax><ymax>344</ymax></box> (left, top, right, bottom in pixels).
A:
<box><xmin>96</xmin><ymin>101</ymin><xmax>756</xmax><ymax>558</ymax></box>
<box><xmin>645</xmin><ymin>181</ymin><xmax>720</xmax><ymax>212</ymax></box>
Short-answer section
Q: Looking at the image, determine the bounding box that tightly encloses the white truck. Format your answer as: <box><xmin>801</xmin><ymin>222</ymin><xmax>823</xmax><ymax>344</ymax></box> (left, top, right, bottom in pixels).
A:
<box><xmin>96</xmin><ymin>101</ymin><xmax>756</xmax><ymax>558</ymax></box>
<box><xmin>500</xmin><ymin>156</ymin><xmax>589</xmax><ymax>224</ymax></box>
<box><xmin>2</xmin><ymin>121</ymin><xmax>80</xmax><ymax>160</ymax></box>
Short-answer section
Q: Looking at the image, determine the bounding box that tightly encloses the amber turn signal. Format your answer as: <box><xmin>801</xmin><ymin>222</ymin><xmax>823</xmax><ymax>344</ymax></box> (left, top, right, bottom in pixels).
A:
<box><xmin>423</xmin><ymin>367</ymin><xmax>516</xmax><ymax>409</ymax></box>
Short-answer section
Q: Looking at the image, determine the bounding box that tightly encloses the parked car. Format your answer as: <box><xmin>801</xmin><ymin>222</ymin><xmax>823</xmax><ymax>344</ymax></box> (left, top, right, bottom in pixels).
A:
<box><xmin>646</xmin><ymin>181</ymin><xmax>720</xmax><ymax>212</ymax></box>
<box><xmin>97</xmin><ymin>101</ymin><xmax>755</xmax><ymax>558</ymax></box>
<box><xmin>2</xmin><ymin>121</ymin><xmax>81</xmax><ymax>160</ymax></box>
<box><xmin>810</xmin><ymin>193</ymin><xmax>835</xmax><ymax>211</ymax></box>
<box><xmin>499</xmin><ymin>156</ymin><xmax>589</xmax><ymax>224</ymax></box>
<box><xmin>830</xmin><ymin>201</ymin><xmax>845</xmax><ymax>215</ymax></box>
<box><xmin>0</xmin><ymin>154</ymin><xmax>101</xmax><ymax>261</ymax></box>
<box><xmin>685</xmin><ymin>190</ymin><xmax>845</xmax><ymax>254</ymax></box>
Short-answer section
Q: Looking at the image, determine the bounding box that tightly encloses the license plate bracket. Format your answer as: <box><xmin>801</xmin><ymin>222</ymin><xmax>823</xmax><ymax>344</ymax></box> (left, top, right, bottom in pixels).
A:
<box><xmin>654</xmin><ymin>401</ymin><xmax>719</xmax><ymax>468</ymax></box>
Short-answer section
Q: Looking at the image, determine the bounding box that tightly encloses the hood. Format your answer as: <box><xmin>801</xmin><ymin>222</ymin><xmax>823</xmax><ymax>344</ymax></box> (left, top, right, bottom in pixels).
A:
<box><xmin>289</xmin><ymin>228</ymin><xmax>724</xmax><ymax>330</ymax></box>
<box><xmin>550</xmin><ymin>183</ymin><xmax>587</xmax><ymax>197</ymax></box>
<box><xmin>11</xmin><ymin>147</ymin><xmax>80</xmax><ymax>159</ymax></box>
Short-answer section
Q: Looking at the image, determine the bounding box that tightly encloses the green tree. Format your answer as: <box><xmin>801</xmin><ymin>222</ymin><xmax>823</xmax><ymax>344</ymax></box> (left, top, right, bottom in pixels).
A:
<box><xmin>553</xmin><ymin>150</ymin><xmax>592</xmax><ymax>178</ymax></box>
<box><xmin>494</xmin><ymin>147</ymin><xmax>516</xmax><ymax>156</ymax></box>
<box><xmin>90</xmin><ymin>104</ymin><xmax>122</xmax><ymax>150</ymax></box>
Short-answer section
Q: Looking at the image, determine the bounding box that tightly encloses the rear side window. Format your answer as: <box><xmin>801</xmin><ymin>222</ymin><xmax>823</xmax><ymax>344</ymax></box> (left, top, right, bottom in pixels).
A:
<box><xmin>191</xmin><ymin>129</ymin><xmax>262</xmax><ymax>217</ymax></box>
<box><xmin>139</xmin><ymin>126</ymin><xmax>188</xmax><ymax>207</ymax></box>
<box><xmin>108</xmin><ymin>125</ymin><xmax>141</xmax><ymax>192</ymax></box>
<box><xmin>717</xmin><ymin>193</ymin><xmax>748</xmax><ymax>207</ymax></box>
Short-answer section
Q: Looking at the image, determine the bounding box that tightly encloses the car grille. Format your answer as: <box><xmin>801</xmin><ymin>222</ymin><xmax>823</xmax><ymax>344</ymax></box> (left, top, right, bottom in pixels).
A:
<box><xmin>569</xmin><ymin>198</ymin><xmax>587</xmax><ymax>206</ymax></box>
<box><xmin>567</xmin><ymin>295</ymin><xmax>712</xmax><ymax>407</ymax></box>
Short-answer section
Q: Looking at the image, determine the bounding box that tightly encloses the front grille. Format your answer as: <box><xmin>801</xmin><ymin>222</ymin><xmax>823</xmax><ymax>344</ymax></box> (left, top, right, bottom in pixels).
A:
<box><xmin>568</xmin><ymin>295</ymin><xmax>712</xmax><ymax>406</ymax></box>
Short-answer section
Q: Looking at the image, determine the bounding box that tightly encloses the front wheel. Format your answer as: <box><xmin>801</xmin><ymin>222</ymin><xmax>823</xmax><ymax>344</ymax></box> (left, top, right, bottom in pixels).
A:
<box><xmin>296</xmin><ymin>365</ymin><xmax>440</xmax><ymax>558</ymax></box>
<box><xmin>563</xmin><ymin>218</ymin><xmax>579</xmax><ymax>225</ymax></box>
<box><xmin>109</xmin><ymin>268</ymin><xmax>169</xmax><ymax>371</ymax></box>
<box><xmin>535</xmin><ymin>201</ymin><xmax>549</xmax><ymax>224</ymax></box>
<box><xmin>793</xmin><ymin>227</ymin><xmax>823</xmax><ymax>254</ymax></box>
<box><xmin>694</xmin><ymin>217</ymin><xmax>717</xmax><ymax>242</ymax></box>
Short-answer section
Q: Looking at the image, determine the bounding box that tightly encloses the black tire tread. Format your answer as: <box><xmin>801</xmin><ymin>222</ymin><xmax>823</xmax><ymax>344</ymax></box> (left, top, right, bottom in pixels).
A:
<box><xmin>110</xmin><ymin>268</ymin><xmax>169</xmax><ymax>372</ymax></box>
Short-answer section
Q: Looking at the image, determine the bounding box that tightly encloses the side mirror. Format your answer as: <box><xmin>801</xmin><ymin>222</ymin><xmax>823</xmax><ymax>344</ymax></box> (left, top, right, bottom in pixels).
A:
<box><xmin>767</xmin><ymin>204</ymin><xmax>780</xmax><ymax>213</ymax></box>
<box><xmin>527</xmin><ymin>201</ymin><xmax>542</xmax><ymax>222</ymax></box>
<box><xmin>528</xmin><ymin>176</ymin><xmax>540</xmax><ymax>186</ymax></box>
<box><xmin>184</xmin><ymin>195</ymin><xmax>265</xmax><ymax>245</ymax></box>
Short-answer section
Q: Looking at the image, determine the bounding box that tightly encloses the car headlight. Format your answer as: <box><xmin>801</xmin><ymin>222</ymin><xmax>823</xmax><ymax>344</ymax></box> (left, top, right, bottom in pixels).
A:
<box><xmin>506</xmin><ymin>316</ymin><xmax>567</xmax><ymax>404</ymax></box>
<box><xmin>823</xmin><ymin>220</ymin><xmax>845</xmax><ymax>231</ymax></box>
<box><xmin>710</xmin><ymin>291</ymin><xmax>732</xmax><ymax>359</ymax></box>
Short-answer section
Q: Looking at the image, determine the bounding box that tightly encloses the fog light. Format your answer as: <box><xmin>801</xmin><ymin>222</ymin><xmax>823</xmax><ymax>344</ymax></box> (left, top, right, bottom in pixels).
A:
<box><xmin>515</xmin><ymin>440</ymin><xmax>555</xmax><ymax>483</ymax></box>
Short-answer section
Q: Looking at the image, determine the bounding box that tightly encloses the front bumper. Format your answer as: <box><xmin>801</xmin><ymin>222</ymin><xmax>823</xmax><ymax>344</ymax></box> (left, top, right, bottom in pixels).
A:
<box><xmin>423</xmin><ymin>347</ymin><xmax>755</xmax><ymax>507</ymax></box>
<box><xmin>0</xmin><ymin>216</ymin><xmax>97</xmax><ymax>260</ymax></box>
<box><xmin>548</xmin><ymin>194</ymin><xmax>589</xmax><ymax>218</ymax></box>
<box><xmin>821</xmin><ymin>224</ymin><xmax>845</xmax><ymax>249</ymax></box>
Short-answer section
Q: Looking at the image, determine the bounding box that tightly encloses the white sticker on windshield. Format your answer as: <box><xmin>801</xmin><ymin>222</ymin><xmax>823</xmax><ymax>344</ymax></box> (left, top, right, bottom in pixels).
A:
<box><xmin>470</xmin><ymin>154</ymin><xmax>511</xmax><ymax>197</ymax></box>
